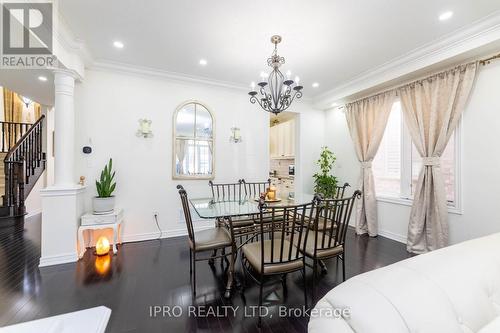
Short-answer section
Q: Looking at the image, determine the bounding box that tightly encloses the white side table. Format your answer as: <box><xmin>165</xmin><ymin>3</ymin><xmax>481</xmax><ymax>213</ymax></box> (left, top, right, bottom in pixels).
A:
<box><xmin>78</xmin><ymin>209</ymin><xmax>123</xmax><ymax>259</ymax></box>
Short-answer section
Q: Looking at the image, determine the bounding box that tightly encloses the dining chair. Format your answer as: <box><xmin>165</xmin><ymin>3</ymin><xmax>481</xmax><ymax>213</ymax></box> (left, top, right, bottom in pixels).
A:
<box><xmin>208</xmin><ymin>180</ymin><xmax>242</xmax><ymax>202</ymax></box>
<box><xmin>334</xmin><ymin>182</ymin><xmax>351</xmax><ymax>199</ymax></box>
<box><xmin>240</xmin><ymin>197</ymin><xmax>317</xmax><ymax>327</ymax></box>
<box><xmin>208</xmin><ymin>180</ymin><xmax>255</xmax><ymax>230</ymax></box>
<box><xmin>177</xmin><ymin>185</ymin><xmax>236</xmax><ymax>296</ymax></box>
<box><xmin>240</xmin><ymin>178</ymin><xmax>271</xmax><ymax>199</ymax></box>
<box><xmin>300</xmin><ymin>191</ymin><xmax>361</xmax><ymax>301</ymax></box>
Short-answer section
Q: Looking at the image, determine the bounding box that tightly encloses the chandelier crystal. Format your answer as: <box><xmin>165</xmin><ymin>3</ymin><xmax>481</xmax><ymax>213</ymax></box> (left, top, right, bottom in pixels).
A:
<box><xmin>248</xmin><ymin>35</ymin><xmax>303</xmax><ymax>115</ymax></box>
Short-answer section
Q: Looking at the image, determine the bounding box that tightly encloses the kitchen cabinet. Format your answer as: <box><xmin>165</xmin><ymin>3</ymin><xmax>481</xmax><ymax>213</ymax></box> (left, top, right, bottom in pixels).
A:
<box><xmin>270</xmin><ymin>176</ymin><xmax>294</xmax><ymax>198</ymax></box>
<box><xmin>270</xmin><ymin>119</ymin><xmax>295</xmax><ymax>158</ymax></box>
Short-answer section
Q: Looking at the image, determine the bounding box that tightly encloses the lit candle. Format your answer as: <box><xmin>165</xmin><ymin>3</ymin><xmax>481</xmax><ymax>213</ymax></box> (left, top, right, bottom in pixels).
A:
<box><xmin>250</xmin><ymin>81</ymin><xmax>256</xmax><ymax>90</ymax></box>
<box><xmin>286</xmin><ymin>70</ymin><xmax>292</xmax><ymax>79</ymax></box>
<box><xmin>233</xmin><ymin>128</ymin><xmax>241</xmax><ymax>140</ymax></box>
<box><xmin>294</xmin><ymin>76</ymin><xmax>300</xmax><ymax>85</ymax></box>
<box><xmin>140</xmin><ymin>120</ymin><xmax>151</xmax><ymax>134</ymax></box>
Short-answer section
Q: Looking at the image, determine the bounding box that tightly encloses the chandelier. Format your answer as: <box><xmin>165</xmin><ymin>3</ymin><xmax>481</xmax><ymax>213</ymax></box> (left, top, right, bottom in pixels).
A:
<box><xmin>248</xmin><ymin>35</ymin><xmax>303</xmax><ymax>115</ymax></box>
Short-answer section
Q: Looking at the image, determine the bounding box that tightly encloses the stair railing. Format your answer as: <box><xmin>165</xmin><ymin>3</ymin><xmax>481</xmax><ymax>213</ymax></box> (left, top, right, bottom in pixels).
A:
<box><xmin>0</xmin><ymin>121</ymin><xmax>32</xmax><ymax>153</ymax></box>
<box><xmin>3</xmin><ymin>115</ymin><xmax>45</xmax><ymax>216</ymax></box>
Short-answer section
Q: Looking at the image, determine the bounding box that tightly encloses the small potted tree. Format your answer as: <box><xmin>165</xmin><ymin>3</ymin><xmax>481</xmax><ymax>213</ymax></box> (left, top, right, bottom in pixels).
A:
<box><xmin>93</xmin><ymin>158</ymin><xmax>116</xmax><ymax>214</ymax></box>
<box><xmin>313</xmin><ymin>147</ymin><xmax>338</xmax><ymax>198</ymax></box>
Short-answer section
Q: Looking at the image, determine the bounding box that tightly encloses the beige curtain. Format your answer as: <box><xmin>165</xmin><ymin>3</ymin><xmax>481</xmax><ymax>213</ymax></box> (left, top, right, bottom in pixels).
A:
<box><xmin>34</xmin><ymin>103</ymin><xmax>42</xmax><ymax>121</ymax></box>
<box><xmin>3</xmin><ymin>88</ymin><xmax>24</xmax><ymax>148</ymax></box>
<box><xmin>399</xmin><ymin>62</ymin><xmax>478</xmax><ymax>253</ymax></box>
<box><xmin>345</xmin><ymin>91</ymin><xmax>396</xmax><ymax>236</ymax></box>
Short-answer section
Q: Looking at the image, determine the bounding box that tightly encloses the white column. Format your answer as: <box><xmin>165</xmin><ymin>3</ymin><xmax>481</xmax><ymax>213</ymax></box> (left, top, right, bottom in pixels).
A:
<box><xmin>54</xmin><ymin>71</ymin><xmax>76</xmax><ymax>186</ymax></box>
<box><xmin>40</xmin><ymin>70</ymin><xmax>86</xmax><ymax>267</ymax></box>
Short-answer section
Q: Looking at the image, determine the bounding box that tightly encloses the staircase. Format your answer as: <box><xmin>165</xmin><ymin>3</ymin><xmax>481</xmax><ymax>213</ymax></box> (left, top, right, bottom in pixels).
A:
<box><xmin>0</xmin><ymin>116</ymin><xmax>46</xmax><ymax>228</ymax></box>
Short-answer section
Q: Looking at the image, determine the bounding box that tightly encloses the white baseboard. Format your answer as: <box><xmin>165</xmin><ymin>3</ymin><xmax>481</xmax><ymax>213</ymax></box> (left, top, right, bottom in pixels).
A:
<box><xmin>378</xmin><ymin>229</ymin><xmax>407</xmax><ymax>244</ymax></box>
<box><xmin>26</xmin><ymin>210</ymin><xmax>42</xmax><ymax>218</ymax></box>
<box><xmin>121</xmin><ymin>224</ymin><xmax>214</xmax><ymax>243</ymax></box>
<box><xmin>39</xmin><ymin>252</ymin><xmax>78</xmax><ymax>267</ymax></box>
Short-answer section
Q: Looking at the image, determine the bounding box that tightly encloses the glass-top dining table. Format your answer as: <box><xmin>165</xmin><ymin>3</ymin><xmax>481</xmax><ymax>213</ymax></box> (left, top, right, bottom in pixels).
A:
<box><xmin>189</xmin><ymin>192</ymin><xmax>316</xmax><ymax>297</ymax></box>
<box><xmin>189</xmin><ymin>192</ymin><xmax>315</xmax><ymax>219</ymax></box>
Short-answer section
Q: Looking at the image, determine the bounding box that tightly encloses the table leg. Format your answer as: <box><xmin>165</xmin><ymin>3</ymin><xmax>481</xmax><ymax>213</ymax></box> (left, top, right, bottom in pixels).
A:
<box><xmin>319</xmin><ymin>259</ymin><xmax>328</xmax><ymax>274</ymax></box>
<box><xmin>224</xmin><ymin>244</ymin><xmax>237</xmax><ymax>298</ymax></box>
<box><xmin>77</xmin><ymin>228</ymin><xmax>85</xmax><ymax>259</ymax></box>
<box><xmin>112</xmin><ymin>225</ymin><xmax>118</xmax><ymax>255</ymax></box>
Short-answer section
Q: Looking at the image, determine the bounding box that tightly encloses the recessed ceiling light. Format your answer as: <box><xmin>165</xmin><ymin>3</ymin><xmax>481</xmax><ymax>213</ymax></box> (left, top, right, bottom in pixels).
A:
<box><xmin>38</xmin><ymin>76</ymin><xmax>47</xmax><ymax>82</ymax></box>
<box><xmin>439</xmin><ymin>11</ymin><xmax>453</xmax><ymax>21</ymax></box>
<box><xmin>113</xmin><ymin>41</ymin><xmax>124</xmax><ymax>49</ymax></box>
<box><xmin>312</xmin><ymin>82</ymin><xmax>320</xmax><ymax>88</ymax></box>
<box><xmin>199</xmin><ymin>59</ymin><xmax>207</xmax><ymax>66</ymax></box>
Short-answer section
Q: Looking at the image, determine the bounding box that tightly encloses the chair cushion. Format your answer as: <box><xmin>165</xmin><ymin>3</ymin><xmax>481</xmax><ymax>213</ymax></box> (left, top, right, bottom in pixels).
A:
<box><xmin>293</xmin><ymin>232</ymin><xmax>343</xmax><ymax>259</ymax></box>
<box><xmin>189</xmin><ymin>227</ymin><xmax>232</xmax><ymax>252</ymax></box>
<box><xmin>242</xmin><ymin>239</ymin><xmax>303</xmax><ymax>275</ymax></box>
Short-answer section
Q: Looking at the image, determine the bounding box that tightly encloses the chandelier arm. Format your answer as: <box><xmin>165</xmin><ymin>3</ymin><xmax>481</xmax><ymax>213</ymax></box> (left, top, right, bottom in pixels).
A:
<box><xmin>250</xmin><ymin>95</ymin><xmax>268</xmax><ymax>111</ymax></box>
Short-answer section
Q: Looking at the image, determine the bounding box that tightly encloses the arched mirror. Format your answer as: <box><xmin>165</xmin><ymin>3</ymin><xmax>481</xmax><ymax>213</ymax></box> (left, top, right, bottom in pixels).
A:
<box><xmin>173</xmin><ymin>101</ymin><xmax>215</xmax><ymax>179</ymax></box>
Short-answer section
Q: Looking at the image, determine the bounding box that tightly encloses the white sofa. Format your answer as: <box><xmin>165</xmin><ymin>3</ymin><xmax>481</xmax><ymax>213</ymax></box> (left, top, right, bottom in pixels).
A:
<box><xmin>308</xmin><ymin>233</ymin><xmax>500</xmax><ymax>333</ymax></box>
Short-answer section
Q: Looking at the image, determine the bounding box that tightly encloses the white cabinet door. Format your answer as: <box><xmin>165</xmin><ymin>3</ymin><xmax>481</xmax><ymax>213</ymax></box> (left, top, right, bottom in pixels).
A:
<box><xmin>269</xmin><ymin>125</ymin><xmax>278</xmax><ymax>157</ymax></box>
<box><xmin>277</xmin><ymin>123</ymin><xmax>286</xmax><ymax>157</ymax></box>
<box><xmin>284</xmin><ymin>120</ymin><xmax>295</xmax><ymax>157</ymax></box>
<box><xmin>270</xmin><ymin>119</ymin><xmax>295</xmax><ymax>159</ymax></box>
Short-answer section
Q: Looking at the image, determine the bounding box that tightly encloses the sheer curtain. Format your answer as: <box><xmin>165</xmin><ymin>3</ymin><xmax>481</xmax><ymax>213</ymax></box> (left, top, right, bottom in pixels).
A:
<box><xmin>345</xmin><ymin>91</ymin><xmax>396</xmax><ymax>236</ymax></box>
<box><xmin>398</xmin><ymin>62</ymin><xmax>478</xmax><ymax>253</ymax></box>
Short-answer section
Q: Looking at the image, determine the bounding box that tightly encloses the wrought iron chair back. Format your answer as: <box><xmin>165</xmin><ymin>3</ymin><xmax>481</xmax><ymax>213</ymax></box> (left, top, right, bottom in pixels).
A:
<box><xmin>208</xmin><ymin>180</ymin><xmax>242</xmax><ymax>202</ymax></box>
<box><xmin>241</xmin><ymin>178</ymin><xmax>271</xmax><ymax>199</ymax></box>
<box><xmin>177</xmin><ymin>185</ymin><xmax>195</xmax><ymax>245</ymax></box>
<box><xmin>314</xmin><ymin>190</ymin><xmax>361</xmax><ymax>253</ymax></box>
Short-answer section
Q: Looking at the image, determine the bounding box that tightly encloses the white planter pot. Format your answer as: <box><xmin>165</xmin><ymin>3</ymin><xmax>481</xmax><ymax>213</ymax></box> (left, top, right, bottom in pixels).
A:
<box><xmin>93</xmin><ymin>196</ymin><xmax>115</xmax><ymax>215</ymax></box>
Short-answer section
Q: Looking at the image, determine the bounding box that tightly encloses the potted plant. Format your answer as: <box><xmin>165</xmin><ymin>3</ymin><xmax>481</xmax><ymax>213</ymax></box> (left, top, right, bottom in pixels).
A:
<box><xmin>93</xmin><ymin>158</ymin><xmax>116</xmax><ymax>214</ymax></box>
<box><xmin>313</xmin><ymin>147</ymin><xmax>338</xmax><ymax>198</ymax></box>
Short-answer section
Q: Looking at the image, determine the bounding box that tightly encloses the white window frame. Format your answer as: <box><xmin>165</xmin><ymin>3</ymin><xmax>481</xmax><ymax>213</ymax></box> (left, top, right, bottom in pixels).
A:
<box><xmin>376</xmin><ymin>103</ymin><xmax>463</xmax><ymax>215</ymax></box>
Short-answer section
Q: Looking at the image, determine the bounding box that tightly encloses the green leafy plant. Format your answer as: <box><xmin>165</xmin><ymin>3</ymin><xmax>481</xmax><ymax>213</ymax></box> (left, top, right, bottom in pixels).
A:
<box><xmin>313</xmin><ymin>147</ymin><xmax>338</xmax><ymax>198</ymax></box>
<box><xmin>96</xmin><ymin>158</ymin><xmax>116</xmax><ymax>198</ymax></box>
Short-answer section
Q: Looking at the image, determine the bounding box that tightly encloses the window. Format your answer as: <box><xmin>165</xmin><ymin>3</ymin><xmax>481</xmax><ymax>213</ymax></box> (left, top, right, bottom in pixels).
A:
<box><xmin>373</xmin><ymin>101</ymin><xmax>460</xmax><ymax>209</ymax></box>
<box><xmin>173</xmin><ymin>101</ymin><xmax>214</xmax><ymax>179</ymax></box>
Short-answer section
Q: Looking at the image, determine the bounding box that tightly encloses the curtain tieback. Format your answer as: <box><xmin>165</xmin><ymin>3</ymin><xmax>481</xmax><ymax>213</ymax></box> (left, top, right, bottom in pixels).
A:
<box><xmin>360</xmin><ymin>161</ymin><xmax>372</xmax><ymax>169</ymax></box>
<box><xmin>422</xmin><ymin>157</ymin><xmax>440</xmax><ymax>166</ymax></box>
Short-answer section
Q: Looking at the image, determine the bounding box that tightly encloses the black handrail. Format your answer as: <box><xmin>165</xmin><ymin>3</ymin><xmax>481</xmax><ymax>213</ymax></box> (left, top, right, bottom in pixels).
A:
<box><xmin>3</xmin><ymin>115</ymin><xmax>45</xmax><ymax>215</ymax></box>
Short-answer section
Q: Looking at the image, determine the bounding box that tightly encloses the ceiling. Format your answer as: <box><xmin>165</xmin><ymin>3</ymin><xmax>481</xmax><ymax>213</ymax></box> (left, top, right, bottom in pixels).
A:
<box><xmin>59</xmin><ymin>0</ymin><xmax>500</xmax><ymax>98</ymax></box>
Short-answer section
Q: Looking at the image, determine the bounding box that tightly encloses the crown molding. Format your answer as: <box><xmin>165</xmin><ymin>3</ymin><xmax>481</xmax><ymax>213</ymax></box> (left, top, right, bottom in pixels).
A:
<box><xmin>88</xmin><ymin>60</ymin><xmax>314</xmax><ymax>104</ymax></box>
<box><xmin>89</xmin><ymin>60</ymin><xmax>251</xmax><ymax>92</ymax></box>
<box><xmin>314</xmin><ymin>10</ymin><xmax>500</xmax><ymax>110</ymax></box>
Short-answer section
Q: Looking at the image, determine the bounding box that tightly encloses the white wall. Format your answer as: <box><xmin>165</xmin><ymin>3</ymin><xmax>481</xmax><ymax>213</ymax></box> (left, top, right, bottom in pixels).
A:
<box><xmin>74</xmin><ymin>69</ymin><xmax>324</xmax><ymax>242</ymax></box>
<box><xmin>325</xmin><ymin>61</ymin><xmax>500</xmax><ymax>245</ymax></box>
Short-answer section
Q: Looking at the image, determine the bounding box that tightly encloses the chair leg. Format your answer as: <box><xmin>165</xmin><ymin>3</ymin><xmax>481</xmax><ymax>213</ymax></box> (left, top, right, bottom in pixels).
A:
<box><xmin>209</xmin><ymin>249</ymin><xmax>217</xmax><ymax>265</ymax></box>
<box><xmin>189</xmin><ymin>249</ymin><xmax>192</xmax><ymax>274</ymax></box>
<box><xmin>302</xmin><ymin>266</ymin><xmax>308</xmax><ymax>309</ymax></box>
<box><xmin>341</xmin><ymin>254</ymin><xmax>346</xmax><ymax>282</ymax></box>
<box><xmin>312</xmin><ymin>259</ymin><xmax>317</xmax><ymax>304</ymax></box>
<box><xmin>221</xmin><ymin>248</ymin><xmax>226</xmax><ymax>267</ymax></box>
<box><xmin>192</xmin><ymin>252</ymin><xmax>197</xmax><ymax>296</ymax></box>
<box><xmin>258</xmin><ymin>277</ymin><xmax>264</xmax><ymax>328</ymax></box>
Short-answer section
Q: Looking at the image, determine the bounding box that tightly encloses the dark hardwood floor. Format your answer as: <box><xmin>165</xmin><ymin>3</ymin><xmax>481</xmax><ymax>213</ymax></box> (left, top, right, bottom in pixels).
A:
<box><xmin>0</xmin><ymin>216</ymin><xmax>410</xmax><ymax>332</ymax></box>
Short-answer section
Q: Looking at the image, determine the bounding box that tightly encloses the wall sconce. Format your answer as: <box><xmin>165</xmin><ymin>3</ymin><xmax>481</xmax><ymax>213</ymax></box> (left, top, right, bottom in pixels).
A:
<box><xmin>229</xmin><ymin>127</ymin><xmax>242</xmax><ymax>143</ymax></box>
<box><xmin>136</xmin><ymin>119</ymin><xmax>153</xmax><ymax>138</ymax></box>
